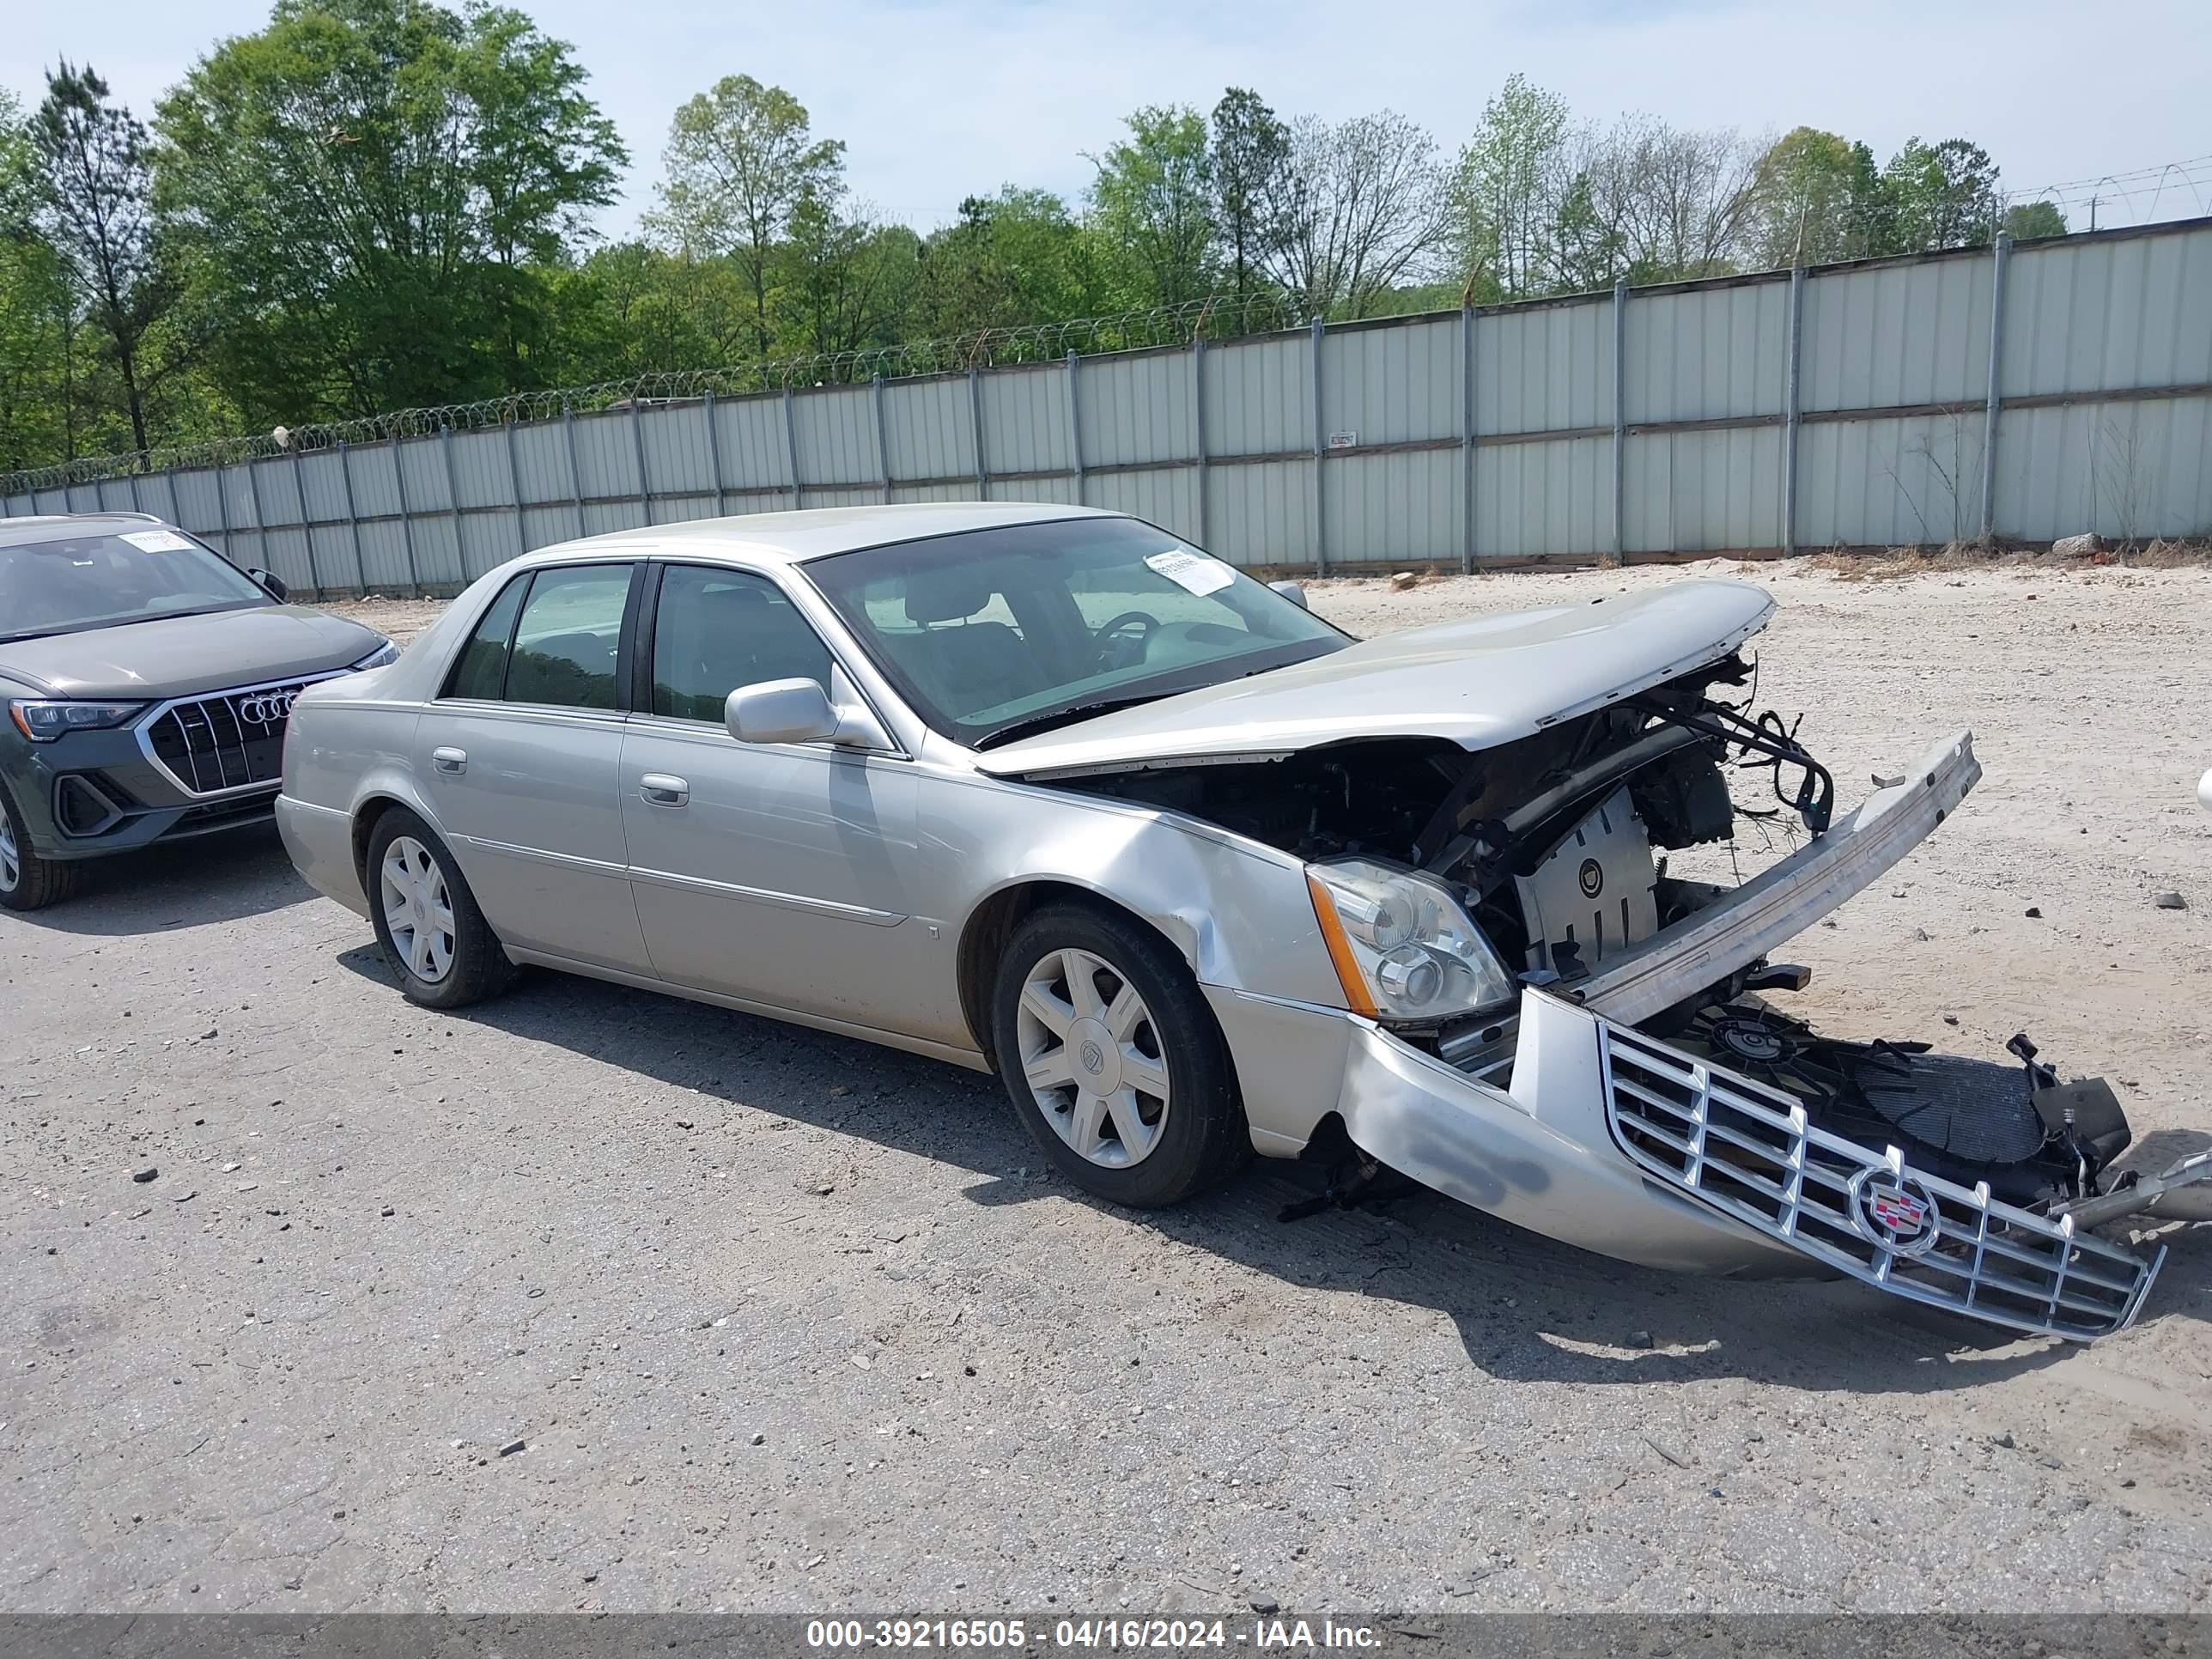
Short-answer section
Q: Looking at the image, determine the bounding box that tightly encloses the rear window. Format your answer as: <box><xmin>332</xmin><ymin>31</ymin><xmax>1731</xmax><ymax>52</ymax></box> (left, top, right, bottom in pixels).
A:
<box><xmin>445</xmin><ymin>574</ymin><xmax>528</xmax><ymax>700</ymax></box>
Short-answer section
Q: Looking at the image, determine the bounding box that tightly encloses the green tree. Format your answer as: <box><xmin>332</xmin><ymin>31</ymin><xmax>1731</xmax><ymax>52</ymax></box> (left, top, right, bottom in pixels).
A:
<box><xmin>2002</xmin><ymin>199</ymin><xmax>2067</xmax><ymax>240</ymax></box>
<box><xmin>458</xmin><ymin>5</ymin><xmax>626</xmax><ymax>380</ymax></box>
<box><xmin>1210</xmin><ymin>89</ymin><xmax>1288</xmax><ymax>306</ymax></box>
<box><xmin>1549</xmin><ymin>170</ymin><xmax>1626</xmax><ymax>291</ymax></box>
<box><xmin>1747</xmin><ymin>127</ymin><xmax>1886</xmax><ymax>264</ymax></box>
<box><xmin>33</xmin><ymin>62</ymin><xmax>173</xmax><ymax>454</ymax></box>
<box><xmin>1086</xmin><ymin>105</ymin><xmax>1216</xmax><ymax>309</ymax></box>
<box><xmin>154</xmin><ymin>0</ymin><xmax>623</xmax><ymax>422</ymax></box>
<box><xmin>908</xmin><ymin>188</ymin><xmax>1108</xmax><ymax>340</ymax></box>
<box><xmin>778</xmin><ymin>193</ymin><xmax>917</xmax><ymax>357</ymax></box>
<box><xmin>1881</xmin><ymin>137</ymin><xmax>2001</xmax><ymax>252</ymax></box>
<box><xmin>654</xmin><ymin>76</ymin><xmax>844</xmax><ymax>358</ymax></box>
<box><xmin>0</xmin><ymin>92</ymin><xmax>77</xmax><ymax>470</ymax></box>
<box><xmin>1448</xmin><ymin>74</ymin><xmax>1571</xmax><ymax>299</ymax></box>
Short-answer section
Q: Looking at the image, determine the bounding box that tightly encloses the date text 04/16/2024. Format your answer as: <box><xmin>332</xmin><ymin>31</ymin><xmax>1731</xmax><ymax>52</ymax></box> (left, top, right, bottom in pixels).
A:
<box><xmin>804</xmin><ymin>1620</ymin><xmax>1383</xmax><ymax>1650</ymax></box>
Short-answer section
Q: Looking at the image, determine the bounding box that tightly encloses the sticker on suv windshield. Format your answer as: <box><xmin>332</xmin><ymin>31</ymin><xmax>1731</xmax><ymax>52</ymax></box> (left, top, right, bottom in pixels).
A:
<box><xmin>119</xmin><ymin>529</ymin><xmax>195</xmax><ymax>552</ymax></box>
<box><xmin>1145</xmin><ymin>549</ymin><xmax>1235</xmax><ymax>596</ymax></box>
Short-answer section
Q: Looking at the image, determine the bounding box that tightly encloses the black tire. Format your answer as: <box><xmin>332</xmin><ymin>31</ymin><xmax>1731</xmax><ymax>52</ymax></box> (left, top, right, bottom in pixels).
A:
<box><xmin>990</xmin><ymin>901</ymin><xmax>1250</xmax><ymax>1208</ymax></box>
<box><xmin>363</xmin><ymin>806</ymin><xmax>515</xmax><ymax>1009</ymax></box>
<box><xmin>0</xmin><ymin>780</ymin><xmax>80</xmax><ymax>912</ymax></box>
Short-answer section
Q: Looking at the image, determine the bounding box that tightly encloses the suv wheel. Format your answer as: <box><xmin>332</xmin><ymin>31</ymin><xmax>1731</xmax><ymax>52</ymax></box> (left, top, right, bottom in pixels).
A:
<box><xmin>364</xmin><ymin>808</ymin><xmax>515</xmax><ymax>1008</ymax></box>
<box><xmin>0</xmin><ymin>782</ymin><xmax>80</xmax><ymax>912</ymax></box>
<box><xmin>990</xmin><ymin>902</ymin><xmax>1250</xmax><ymax>1208</ymax></box>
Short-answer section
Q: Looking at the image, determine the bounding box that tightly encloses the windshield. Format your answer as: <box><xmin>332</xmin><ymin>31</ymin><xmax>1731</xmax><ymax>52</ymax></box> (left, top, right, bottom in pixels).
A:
<box><xmin>0</xmin><ymin>529</ymin><xmax>272</xmax><ymax>642</ymax></box>
<box><xmin>803</xmin><ymin>516</ymin><xmax>1349</xmax><ymax>747</ymax></box>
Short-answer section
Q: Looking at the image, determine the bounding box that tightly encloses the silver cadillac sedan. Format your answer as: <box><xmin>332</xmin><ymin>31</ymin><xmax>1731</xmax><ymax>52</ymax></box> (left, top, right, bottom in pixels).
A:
<box><xmin>277</xmin><ymin>503</ymin><xmax>2203</xmax><ymax>1340</ymax></box>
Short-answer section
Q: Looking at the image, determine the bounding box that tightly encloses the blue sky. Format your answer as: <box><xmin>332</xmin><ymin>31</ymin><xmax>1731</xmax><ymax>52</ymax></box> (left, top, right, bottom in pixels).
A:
<box><xmin>13</xmin><ymin>0</ymin><xmax>2210</xmax><ymax>237</ymax></box>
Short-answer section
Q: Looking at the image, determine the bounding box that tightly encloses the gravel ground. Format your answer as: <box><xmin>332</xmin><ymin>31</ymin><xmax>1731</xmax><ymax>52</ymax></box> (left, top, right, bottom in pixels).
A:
<box><xmin>5</xmin><ymin>555</ymin><xmax>2209</xmax><ymax>1615</ymax></box>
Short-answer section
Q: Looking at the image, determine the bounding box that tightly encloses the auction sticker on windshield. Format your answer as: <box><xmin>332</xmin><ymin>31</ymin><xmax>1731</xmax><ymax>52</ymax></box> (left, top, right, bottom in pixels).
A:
<box><xmin>1146</xmin><ymin>549</ymin><xmax>1235</xmax><ymax>596</ymax></box>
<box><xmin>118</xmin><ymin>529</ymin><xmax>197</xmax><ymax>552</ymax></box>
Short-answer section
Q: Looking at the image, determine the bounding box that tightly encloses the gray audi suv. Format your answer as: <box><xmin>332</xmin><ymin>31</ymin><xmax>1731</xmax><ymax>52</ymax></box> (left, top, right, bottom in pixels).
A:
<box><xmin>0</xmin><ymin>512</ymin><xmax>396</xmax><ymax>910</ymax></box>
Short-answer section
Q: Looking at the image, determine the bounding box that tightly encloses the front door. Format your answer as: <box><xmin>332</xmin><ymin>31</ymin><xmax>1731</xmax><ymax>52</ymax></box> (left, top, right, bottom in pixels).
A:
<box><xmin>617</xmin><ymin>562</ymin><xmax>950</xmax><ymax>1040</ymax></box>
<box><xmin>416</xmin><ymin>560</ymin><xmax>654</xmax><ymax>975</ymax></box>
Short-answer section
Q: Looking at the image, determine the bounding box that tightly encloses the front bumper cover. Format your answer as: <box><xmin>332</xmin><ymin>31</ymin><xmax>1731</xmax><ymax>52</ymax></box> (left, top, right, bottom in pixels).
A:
<box><xmin>1331</xmin><ymin>989</ymin><xmax>2162</xmax><ymax>1341</ymax></box>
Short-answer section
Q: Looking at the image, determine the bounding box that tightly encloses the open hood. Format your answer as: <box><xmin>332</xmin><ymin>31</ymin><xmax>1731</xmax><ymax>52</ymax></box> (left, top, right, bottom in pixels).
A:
<box><xmin>974</xmin><ymin>578</ymin><xmax>1776</xmax><ymax>778</ymax></box>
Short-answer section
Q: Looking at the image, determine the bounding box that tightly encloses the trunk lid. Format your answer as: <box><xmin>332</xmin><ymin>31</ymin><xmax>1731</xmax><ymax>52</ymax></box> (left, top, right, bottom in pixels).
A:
<box><xmin>974</xmin><ymin>578</ymin><xmax>1775</xmax><ymax>777</ymax></box>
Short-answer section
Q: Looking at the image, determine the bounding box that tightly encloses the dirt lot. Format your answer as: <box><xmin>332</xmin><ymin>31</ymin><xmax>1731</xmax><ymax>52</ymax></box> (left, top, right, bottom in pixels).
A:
<box><xmin>5</xmin><ymin>556</ymin><xmax>2210</xmax><ymax>1615</ymax></box>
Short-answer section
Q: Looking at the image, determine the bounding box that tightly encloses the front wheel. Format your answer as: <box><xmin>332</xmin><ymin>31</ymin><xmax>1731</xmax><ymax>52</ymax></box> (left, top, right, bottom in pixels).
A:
<box><xmin>0</xmin><ymin>781</ymin><xmax>79</xmax><ymax>912</ymax></box>
<box><xmin>364</xmin><ymin>808</ymin><xmax>514</xmax><ymax>1008</ymax></box>
<box><xmin>990</xmin><ymin>902</ymin><xmax>1249</xmax><ymax>1208</ymax></box>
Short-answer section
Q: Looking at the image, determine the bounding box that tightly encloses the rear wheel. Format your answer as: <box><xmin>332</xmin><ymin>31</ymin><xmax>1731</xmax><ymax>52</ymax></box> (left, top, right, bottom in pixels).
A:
<box><xmin>0</xmin><ymin>782</ymin><xmax>79</xmax><ymax>912</ymax></box>
<box><xmin>364</xmin><ymin>808</ymin><xmax>514</xmax><ymax>1008</ymax></box>
<box><xmin>991</xmin><ymin>902</ymin><xmax>1249</xmax><ymax>1208</ymax></box>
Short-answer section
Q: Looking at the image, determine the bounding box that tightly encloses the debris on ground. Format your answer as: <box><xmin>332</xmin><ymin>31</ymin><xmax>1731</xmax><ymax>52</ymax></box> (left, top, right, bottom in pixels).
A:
<box><xmin>498</xmin><ymin>1438</ymin><xmax>526</xmax><ymax>1456</ymax></box>
<box><xmin>1389</xmin><ymin>571</ymin><xmax>1419</xmax><ymax>591</ymax></box>
<box><xmin>131</xmin><ymin>1166</ymin><xmax>157</xmax><ymax>1184</ymax></box>
<box><xmin>2154</xmin><ymin>891</ymin><xmax>2187</xmax><ymax>910</ymax></box>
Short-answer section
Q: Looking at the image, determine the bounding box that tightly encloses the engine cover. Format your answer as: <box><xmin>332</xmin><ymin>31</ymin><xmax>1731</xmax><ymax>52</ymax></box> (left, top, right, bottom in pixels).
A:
<box><xmin>1514</xmin><ymin>786</ymin><xmax>1659</xmax><ymax>975</ymax></box>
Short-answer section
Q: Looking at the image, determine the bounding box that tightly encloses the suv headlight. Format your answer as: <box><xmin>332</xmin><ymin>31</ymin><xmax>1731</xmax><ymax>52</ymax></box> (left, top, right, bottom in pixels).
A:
<box><xmin>351</xmin><ymin>637</ymin><xmax>401</xmax><ymax>670</ymax></box>
<box><xmin>9</xmin><ymin>699</ymin><xmax>146</xmax><ymax>742</ymax></box>
<box><xmin>1306</xmin><ymin>857</ymin><xmax>1516</xmax><ymax>1022</ymax></box>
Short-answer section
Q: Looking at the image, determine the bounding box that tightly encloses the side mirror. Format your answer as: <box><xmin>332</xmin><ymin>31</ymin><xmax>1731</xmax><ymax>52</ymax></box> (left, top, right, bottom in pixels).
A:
<box><xmin>1268</xmin><ymin>580</ymin><xmax>1309</xmax><ymax>610</ymax></box>
<box><xmin>725</xmin><ymin>678</ymin><xmax>890</xmax><ymax>750</ymax></box>
<box><xmin>251</xmin><ymin>568</ymin><xmax>289</xmax><ymax>602</ymax></box>
<box><xmin>726</xmin><ymin>678</ymin><xmax>839</xmax><ymax>745</ymax></box>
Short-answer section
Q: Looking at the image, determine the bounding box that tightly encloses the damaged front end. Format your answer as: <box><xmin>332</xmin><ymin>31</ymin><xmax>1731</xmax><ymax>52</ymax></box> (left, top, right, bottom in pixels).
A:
<box><xmin>1051</xmin><ymin>649</ymin><xmax>2202</xmax><ymax>1340</ymax></box>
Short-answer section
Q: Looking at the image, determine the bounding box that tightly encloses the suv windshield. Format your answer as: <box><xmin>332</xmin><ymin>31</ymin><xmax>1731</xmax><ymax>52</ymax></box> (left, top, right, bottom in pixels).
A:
<box><xmin>804</xmin><ymin>516</ymin><xmax>1348</xmax><ymax>747</ymax></box>
<box><xmin>0</xmin><ymin>529</ymin><xmax>272</xmax><ymax>643</ymax></box>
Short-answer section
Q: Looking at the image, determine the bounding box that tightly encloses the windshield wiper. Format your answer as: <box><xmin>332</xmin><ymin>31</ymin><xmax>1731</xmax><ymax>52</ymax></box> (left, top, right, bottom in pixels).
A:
<box><xmin>971</xmin><ymin>693</ymin><xmax>1170</xmax><ymax>750</ymax></box>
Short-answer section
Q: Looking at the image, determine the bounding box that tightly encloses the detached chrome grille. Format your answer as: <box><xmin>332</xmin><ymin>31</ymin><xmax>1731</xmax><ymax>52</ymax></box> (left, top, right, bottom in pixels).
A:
<box><xmin>1598</xmin><ymin>1021</ymin><xmax>2162</xmax><ymax>1341</ymax></box>
<box><xmin>137</xmin><ymin>672</ymin><xmax>343</xmax><ymax>800</ymax></box>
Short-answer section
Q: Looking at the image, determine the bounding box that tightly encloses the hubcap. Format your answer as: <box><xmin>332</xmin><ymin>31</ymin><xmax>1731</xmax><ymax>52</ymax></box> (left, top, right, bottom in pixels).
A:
<box><xmin>0</xmin><ymin>817</ymin><xmax>17</xmax><ymax>892</ymax></box>
<box><xmin>1015</xmin><ymin>947</ymin><xmax>1170</xmax><ymax>1169</ymax></box>
<box><xmin>380</xmin><ymin>836</ymin><xmax>457</xmax><ymax>984</ymax></box>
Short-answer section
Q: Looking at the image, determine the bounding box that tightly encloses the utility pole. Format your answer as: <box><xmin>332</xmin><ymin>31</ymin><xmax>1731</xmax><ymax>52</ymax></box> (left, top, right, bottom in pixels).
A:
<box><xmin>2089</xmin><ymin>195</ymin><xmax>2100</xmax><ymax>231</ymax></box>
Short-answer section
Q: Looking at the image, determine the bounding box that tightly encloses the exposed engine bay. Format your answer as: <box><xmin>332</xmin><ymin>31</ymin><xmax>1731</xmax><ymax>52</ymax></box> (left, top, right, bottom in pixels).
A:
<box><xmin>1064</xmin><ymin>651</ymin><xmax>1823</xmax><ymax>1010</ymax></box>
<box><xmin>1061</xmin><ymin>653</ymin><xmax>2206</xmax><ymax>1231</ymax></box>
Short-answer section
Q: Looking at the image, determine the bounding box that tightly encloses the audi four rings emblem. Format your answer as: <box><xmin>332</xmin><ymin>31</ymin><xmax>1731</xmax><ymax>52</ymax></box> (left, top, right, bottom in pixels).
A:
<box><xmin>237</xmin><ymin>690</ymin><xmax>299</xmax><ymax>725</ymax></box>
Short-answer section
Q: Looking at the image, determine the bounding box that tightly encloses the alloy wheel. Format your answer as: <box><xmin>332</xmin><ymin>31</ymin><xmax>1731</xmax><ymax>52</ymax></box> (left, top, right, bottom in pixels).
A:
<box><xmin>1014</xmin><ymin>946</ymin><xmax>1171</xmax><ymax>1169</ymax></box>
<box><xmin>0</xmin><ymin>817</ymin><xmax>18</xmax><ymax>893</ymax></box>
<box><xmin>380</xmin><ymin>835</ymin><xmax>457</xmax><ymax>984</ymax></box>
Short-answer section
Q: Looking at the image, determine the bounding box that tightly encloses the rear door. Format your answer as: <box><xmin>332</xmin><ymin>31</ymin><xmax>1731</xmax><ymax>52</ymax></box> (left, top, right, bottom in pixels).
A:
<box><xmin>617</xmin><ymin>562</ymin><xmax>950</xmax><ymax>1040</ymax></box>
<box><xmin>415</xmin><ymin>560</ymin><xmax>655</xmax><ymax>975</ymax></box>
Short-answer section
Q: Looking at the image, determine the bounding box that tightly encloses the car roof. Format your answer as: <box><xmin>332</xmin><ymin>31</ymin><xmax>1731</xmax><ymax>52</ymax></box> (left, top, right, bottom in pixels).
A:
<box><xmin>515</xmin><ymin>501</ymin><xmax>1117</xmax><ymax>569</ymax></box>
<box><xmin>0</xmin><ymin>512</ymin><xmax>173</xmax><ymax>550</ymax></box>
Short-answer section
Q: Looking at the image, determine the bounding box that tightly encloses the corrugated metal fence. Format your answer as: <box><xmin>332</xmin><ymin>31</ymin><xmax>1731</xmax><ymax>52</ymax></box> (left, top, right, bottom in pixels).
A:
<box><xmin>6</xmin><ymin>218</ymin><xmax>2209</xmax><ymax>597</ymax></box>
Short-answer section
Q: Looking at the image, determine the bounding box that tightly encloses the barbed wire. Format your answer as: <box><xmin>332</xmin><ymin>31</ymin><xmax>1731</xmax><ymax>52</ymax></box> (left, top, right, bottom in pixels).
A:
<box><xmin>0</xmin><ymin>291</ymin><xmax>1315</xmax><ymax>497</ymax></box>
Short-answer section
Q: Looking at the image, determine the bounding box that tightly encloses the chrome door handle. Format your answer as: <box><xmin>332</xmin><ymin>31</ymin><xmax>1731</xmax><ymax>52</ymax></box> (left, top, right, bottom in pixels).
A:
<box><xmin>431</xmin><ymin>747</ymin><xmax>466</xmax><ymax>775</ymax></box>
<box><xmin>639</xmin><ymin>774</ymin><xmax>690</xmax><ymax>806</ymax></box>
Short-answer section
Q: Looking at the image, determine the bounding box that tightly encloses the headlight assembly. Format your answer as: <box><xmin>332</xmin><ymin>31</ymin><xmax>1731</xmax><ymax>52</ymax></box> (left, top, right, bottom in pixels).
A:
<box><xmin>8</xmin><ymin>699</ymin><xmax>146</xmax><ymax>743</ymax></box>
<box><xmin>1305</xmin><ymin>857</ymin><xmax>1516</xmax><ymax>1022</ymax></box>
<box><xmin>351</xmin><ymin>637</ymin><xmax>401</xmax><ymax>671</ymax></box>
